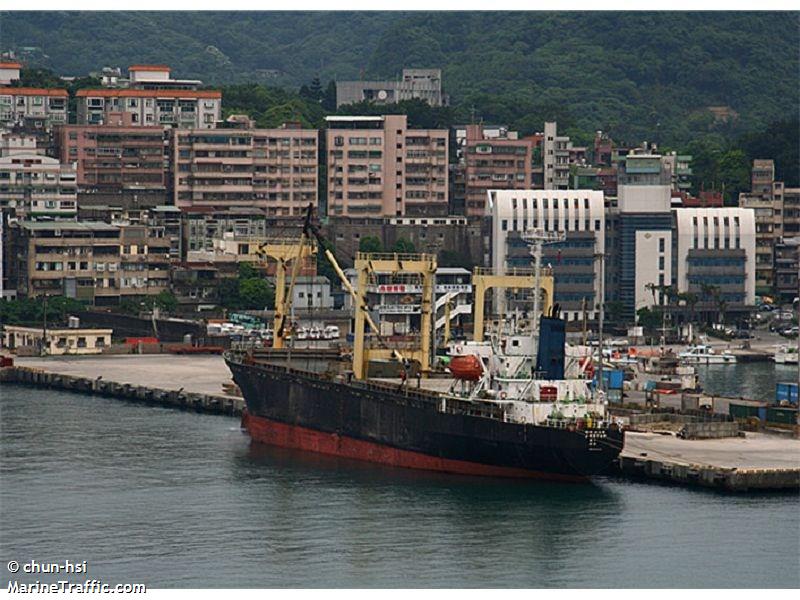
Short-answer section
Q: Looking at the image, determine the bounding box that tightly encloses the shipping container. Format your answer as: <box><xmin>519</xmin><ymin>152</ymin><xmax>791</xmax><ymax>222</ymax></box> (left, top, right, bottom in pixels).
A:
<box><xmin>729</xmin><ymin>402</ymin><xmax>767</xmax><ymax>422</ymax></box>
<box><xmin>766</xmin><ymin>406</ymin><xmax>798</xmax><ymax>426</ymax></box>
<box><xmin>775</xmin><ymin>382</ymin><xmax>798</xmax><ymax>405</ymax></box>
<box><xmin>595</xmin><ymin>369</ymin><xmax>624</xmax><ymax>390</ymax></box>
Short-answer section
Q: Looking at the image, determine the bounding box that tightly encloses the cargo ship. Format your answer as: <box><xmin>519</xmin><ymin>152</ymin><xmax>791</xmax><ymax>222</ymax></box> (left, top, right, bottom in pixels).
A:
<box><xmin>225</xmin><ymin>213</ymin><xmax>624</xmax><ymax>481</ymax></box>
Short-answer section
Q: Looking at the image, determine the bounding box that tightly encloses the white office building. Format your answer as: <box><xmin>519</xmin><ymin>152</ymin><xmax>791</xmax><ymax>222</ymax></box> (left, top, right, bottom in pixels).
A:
<box><xmin>487</xmin><ymin>189</ymin><xmax>605</xmax><ymax>322</ymax></box>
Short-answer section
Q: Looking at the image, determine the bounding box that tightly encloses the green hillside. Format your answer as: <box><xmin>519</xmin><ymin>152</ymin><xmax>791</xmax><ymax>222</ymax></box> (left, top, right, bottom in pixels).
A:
<box><xmin>2</xmin><ymin>11</ymin><xmax>798</xmax><ymax>148</ymax></box>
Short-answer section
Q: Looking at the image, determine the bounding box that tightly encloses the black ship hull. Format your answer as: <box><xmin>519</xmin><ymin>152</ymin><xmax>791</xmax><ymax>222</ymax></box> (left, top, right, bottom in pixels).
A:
<box><xmin>226</xmin><ymin>355</ymin><xmax>624</xmax><ymax>481</ymax></box>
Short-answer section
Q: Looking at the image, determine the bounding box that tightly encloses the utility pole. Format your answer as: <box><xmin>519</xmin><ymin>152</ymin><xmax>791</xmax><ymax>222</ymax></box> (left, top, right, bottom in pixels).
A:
<box><xmin>595</xmin><ymin>253</ymin><xmax>606</xmax><ymax>401</ymax></box>
<box><xmin>581</xmin><ymin>297</ymin><xmax>588</xmax><ymax>347</ymax></box>
<box><xmin>41</xmin><ymin>294</ymin><xmax>48</xmax><ymax>357</ymax></box>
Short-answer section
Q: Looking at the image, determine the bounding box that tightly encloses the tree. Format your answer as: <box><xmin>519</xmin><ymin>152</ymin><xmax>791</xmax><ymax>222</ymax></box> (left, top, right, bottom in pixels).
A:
<box><xmin>218</xmin><ymin>278</ymin><xmax>242</xmax><ymax>311</ymax></box>
<box><xmin>238</xmin><ymin>278</ymin><xmax>274</xmax><ymax>310</ymax></box>
<box><xmin>606</xmin><ymin>300</ymin><xmax>625</xmax><ymax>325</ymax></box>
<box><xmin>359</xmin><ymin>236</ymin><xmax>383</xmax><ymax>253</ymax></box>
<box><xmin>392</xmin><ymin>238</ymin><xmax>416</xmax><ymax>254</ymax></box>
<box><xmin>439</xmin><ymin>249</ymin><xmax>473</xmax><ymax>269</ymax></box>
<box><xmin>0</xmin><ymin>296</ymin><xmax>84</xmax><ymax>326</ymax></box>
<box><xmin>322</xmin><ymin>80</ymin><xmax>337</xmax><ymax>112</ymax></box>
<box><xmin>636</xmin><ymin>307</ymin><xmax>663</xmax><ymax>333</ymax></box>
<box><xmin>316</xmin><ymin>238</ymin><xmax>338</xmax><ymax>285</ymax></box>
<box><xmin>238</xmin><ymin>262</ymin><xmax>258</xmax><ymax>280</ymax></box>
<box><xmin>154</xmin><ymin>290</ymin><xmax>178</xmax><ymax>314</ymax></box>
<box><xmin>716</xmin><ymin>149</ymin><xmax>751</xmax><ymax>204</ymax></box>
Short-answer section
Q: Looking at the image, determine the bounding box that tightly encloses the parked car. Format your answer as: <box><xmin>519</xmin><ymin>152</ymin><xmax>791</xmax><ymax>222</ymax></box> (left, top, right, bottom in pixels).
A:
<box><xmin>779</xmin><ymin>326</ymin><xmax>799</xmax><ymax>339</ymax></box>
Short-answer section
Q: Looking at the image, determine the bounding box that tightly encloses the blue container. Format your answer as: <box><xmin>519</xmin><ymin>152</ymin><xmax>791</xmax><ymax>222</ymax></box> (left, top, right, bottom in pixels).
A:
<box><xmin>595</xmin><ymin>369</ymin><xmax>624</xmax><ymax>390</ymax></box>
<box><xmin>776</xmin><ymin>382</ymin><xmax>798</xmax><ymax>405</ymax></box>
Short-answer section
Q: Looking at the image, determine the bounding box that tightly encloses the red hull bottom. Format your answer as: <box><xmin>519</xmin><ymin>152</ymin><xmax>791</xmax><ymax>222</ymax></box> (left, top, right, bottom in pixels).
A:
<box><xmin>242</xmin><ymin>412</ymin><xmax>585</xmax><ymax>482</ymax></box>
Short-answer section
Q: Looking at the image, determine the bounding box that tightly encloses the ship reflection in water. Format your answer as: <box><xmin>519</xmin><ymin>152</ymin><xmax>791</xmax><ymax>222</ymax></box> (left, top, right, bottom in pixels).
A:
<box><xmin>2</xmin><ymin>385</ymin><xmax>798</xmax><ymax>588</ymax></box>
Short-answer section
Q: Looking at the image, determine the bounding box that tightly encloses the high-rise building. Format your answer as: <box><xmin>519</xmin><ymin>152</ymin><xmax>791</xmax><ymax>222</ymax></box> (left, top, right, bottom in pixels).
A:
<box><xmin>56</xmin><ymin>119</ymin><xmax>168</xmax><ymax>195</ymax></box>
<box><xmin>613</xmin><ymin>153</ymin><xmax>674</xmax><ymax>319</ymax></box>
<box><xmin>738</xmin><ymin>159</ymin><xmax>794</xmax><ymax>293</ymax></box>
<box><xmin>542</xmin><ymin>121</ymin><xmax>571</xmax><ymax>190</ymax></box>
<box><xmin>326</xmin><ymin>115</ymin><xmax>448</xmax><ymax>217</ymax></box>
<box><xmin>171</xmin><ymin>126</ymin><xmax>318</xmax><ymax>215</ymax></box>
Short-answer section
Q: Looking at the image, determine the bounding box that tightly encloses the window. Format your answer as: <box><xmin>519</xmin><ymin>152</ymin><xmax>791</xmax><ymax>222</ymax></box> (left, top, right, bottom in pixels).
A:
<box><xmin>659</xmin><ymin>256</ymin><xmax>665</xmax><ymax>270</ymax></box>
<box><xmin>659</xmin><ymin>238</ymin><xmax>665</xmax><ymax>252</ymax></box>
<box><xmin>501</xmin><ymin>219</ymin><xmax>508</xmax><ymax>231</ymax></box>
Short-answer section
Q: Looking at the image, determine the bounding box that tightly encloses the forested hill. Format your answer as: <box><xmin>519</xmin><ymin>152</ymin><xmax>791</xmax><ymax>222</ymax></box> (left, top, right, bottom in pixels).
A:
<box><xmin>2</xmin><ymin>11</ymin><xmax>799</xmax><ymax>146</ymax></box>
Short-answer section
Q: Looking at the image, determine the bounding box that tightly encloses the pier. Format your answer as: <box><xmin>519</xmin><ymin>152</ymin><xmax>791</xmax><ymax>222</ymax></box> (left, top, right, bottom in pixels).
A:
<box><xmin>1</xmin><ymin>355</ymin><xmax>244</xmax><ymax>416</ymax></box>
<box><xmin>619</xmin><ymin>431</ymin><xmax>800</xmax><ymax>491</ymax></box>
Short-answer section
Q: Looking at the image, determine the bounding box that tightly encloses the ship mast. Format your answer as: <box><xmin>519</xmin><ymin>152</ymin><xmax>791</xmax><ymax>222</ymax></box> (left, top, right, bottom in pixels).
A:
<box><xmin>521</xmin><ymin>230</ymin><xmax>566</xmax><ymax>363</ymax></box>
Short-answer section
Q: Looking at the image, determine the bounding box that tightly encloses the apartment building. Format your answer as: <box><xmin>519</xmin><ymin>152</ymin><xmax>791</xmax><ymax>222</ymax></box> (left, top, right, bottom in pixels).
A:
<box><xmin>738</xmin><ymin>159</ymin><xmax>784</xmax><ymax>291</ymax></box>
<box><xmin>673</xmin><ymin>208</ymin><xmax>756</xmax><ymax>309</ymax></box>
<box><xmin>118</xmin><ymin>223</ymin><xmax>171</xmax><ymax>298</ymax></box>
<box><xmin>10</xmin><ymin>219</ymin><xmax>174</xmax><ymax>305</ymax></box>
<box><xmin>76</xmin><ymin>88</ymin><xmax>221</xmax><ymax>128</ymax></box>
<box><xmin>326</xmin><ymin>115</ymin><xmax>448</xmax><ymax>217</ymax></box>
<box><xmin>336</xmin><ymin>68</ymin><xmax>446</xmax><ymax>107</ymax></box>
<box><xmin>662</xmin><ymin>152</ymin><xmax>693</xmax><ymax>194</ymax></box>
<box><xmin>0</xmin><ymin>87</ymin><xmax>68</xmax><ymax>128</ymax></box>
<box><xmin>171</xmin><ymin>126</ymin><xmax>318</xmax><ymax>214</ymax></box>
<box><xmin>78</xmin><ymin>204</ymin><xmax>183</xmax><ymax>263</ymax></box>
<box><xmin>56</xmin><ymin>119</ymin><xmax>167</xmax><ymax>193</ymax></box>
<box><xmin>486</xmin><ymin>189</ymin><xmax>606</xmax><ymax>322</ymax></box>
<box><xmin>11</xmin><ymin>221</ymin><xmax>122</xmax><ymax>304</ymax></box>
<box><xmin>543</xmin><ymin>121</ymin><xmax>571</xmax><ymax>190</ymax></box>
<box><xmin>183</xmin><ymin>207</ymin><xmax>270</xmax><ymax>254</ymax></box>
<box><xmin>460</xmin><ymin>124</ymin><xmax>533</xmax><ymax>217</ymax></box>
<box><xmin>0</xmin><ymin>152</ymin><xmax>77</xmax><ymax>217</ymax></box>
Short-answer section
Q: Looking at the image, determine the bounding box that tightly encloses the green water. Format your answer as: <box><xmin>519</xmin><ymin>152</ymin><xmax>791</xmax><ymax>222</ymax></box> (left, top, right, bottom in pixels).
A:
<box><xmin>697</xmin><ymin>362</ymin><xmax>799</xmax><ymax>402</ymax></box>
<box><xmin>1</xmin><ymin>384</ymin><xmax>798</xmax><ymax>588</ymax></box>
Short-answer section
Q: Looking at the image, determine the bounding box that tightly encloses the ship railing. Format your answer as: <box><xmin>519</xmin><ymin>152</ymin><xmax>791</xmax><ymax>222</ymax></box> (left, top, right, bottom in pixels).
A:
<box><xmin>439</xmin><ymin>396</ymin><xmax>506</xmax><ymax>420</ymax></box>
<box><xmin>545</xmin><ymin>418</ymin><xmax>612</xmax><ymax>430</ymax></box>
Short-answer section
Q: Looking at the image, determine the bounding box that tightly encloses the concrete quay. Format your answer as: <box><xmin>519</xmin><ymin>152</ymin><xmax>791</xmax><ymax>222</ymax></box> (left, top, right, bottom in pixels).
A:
<box><xmin>619</xmin><ymin>431</ymin><xmax>800</xmax><ymax>491</ymax></box>
<box><xmin>2</xmin><ymin>354</ymin><xmax>243</xmax><ymax>416</ymax></box>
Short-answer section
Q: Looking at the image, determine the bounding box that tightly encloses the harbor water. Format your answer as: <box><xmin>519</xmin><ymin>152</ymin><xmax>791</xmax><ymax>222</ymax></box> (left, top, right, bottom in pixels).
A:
<box><xmin>697</xmin><ymin>362</ymin><xmax>799</xmax><ymax>403</ymax></box>
<box><xmin>1</xmin><ymin>383</ymin><xmax>798</xmax><ymax>588</ymax></box>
